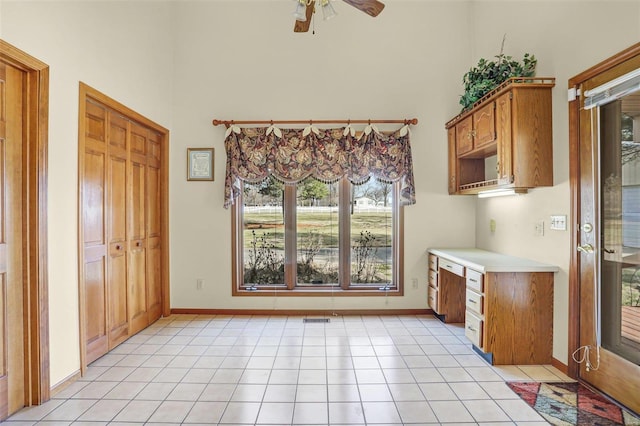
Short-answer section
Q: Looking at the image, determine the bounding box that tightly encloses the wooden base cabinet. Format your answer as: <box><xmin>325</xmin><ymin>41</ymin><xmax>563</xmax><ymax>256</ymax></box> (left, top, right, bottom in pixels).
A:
<box><xmin>428</xmin><ymin>249</ymin><xmax>556</xmax><ymax>365</ymax></box>
<box><xmin>428</xmin><ymin>254</ymin><xmax>465</xmax><ymax>323</ymax></box>
<box><xmin>481</xmin><ymin>271</ymin><xmax>554</xmax><ymax>365</ymax></box>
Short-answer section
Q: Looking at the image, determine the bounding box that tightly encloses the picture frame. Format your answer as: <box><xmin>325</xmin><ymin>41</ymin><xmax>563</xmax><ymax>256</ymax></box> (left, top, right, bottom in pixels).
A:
<box><xmin>187</xmin><ymin>148</ymin><xmax>214</xmax><ymax>181</ymax></box>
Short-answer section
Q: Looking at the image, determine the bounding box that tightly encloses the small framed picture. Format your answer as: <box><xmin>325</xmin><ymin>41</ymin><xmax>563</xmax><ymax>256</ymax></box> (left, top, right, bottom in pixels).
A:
<box><xmin>187</xmin><ymin>148</ymin><xmax>214</xmax><ymax>181</ymax></box>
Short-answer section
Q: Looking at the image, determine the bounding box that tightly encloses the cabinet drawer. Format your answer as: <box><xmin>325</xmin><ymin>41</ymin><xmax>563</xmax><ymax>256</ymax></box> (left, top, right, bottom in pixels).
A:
<box><xmin>439</xmin><ymin>259</ymin><xmax>464</xmax><ymax>277</ymax></box>
<box><xmin>466</xmin><ymin>269</ymin><xmax>484</xmax><ymax>293</ymax></box>
<box><xmin>465</xmin><ymin>311</ymin><xmax>483</xmax><ymax>349</ymax></box>
<box><xmin>428</xmin><ymin>254</ymin><xmax>438</xmax><ymax>271</ymax></box>
<box><xmin>428</xmin><ymin>286</ymin><xmax>439</xmax><ymax>313</ymax></box>
<box><xmin>466</xmin><ymin>288</ymin><xmax>483</xmax><ymax>315</ymax></box>
<box><xmin>428</xmin><ymin>269</ymin><xmax>438</xmax><ymax>288</ymax></box>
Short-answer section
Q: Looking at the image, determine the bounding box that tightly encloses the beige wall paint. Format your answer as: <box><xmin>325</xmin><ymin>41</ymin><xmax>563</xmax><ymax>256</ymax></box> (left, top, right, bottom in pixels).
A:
<box><xmin>1</xmin><ymin>0</ymin><xmax>639</xmax><ymax>387</ymax></box>
<box><xmin>471</xmin><ymin>0</ymin><xmax>640</xmax><ymax>366</ymax></box>
<box><xmin>168</xmin><ymin>1</ymin><xmax>477</xmax><ymax>312</ymax></box>
<box><xmin>1</xmin><ymin>0</ymin><xmax>175</xmax><ymax>386</ymax></box>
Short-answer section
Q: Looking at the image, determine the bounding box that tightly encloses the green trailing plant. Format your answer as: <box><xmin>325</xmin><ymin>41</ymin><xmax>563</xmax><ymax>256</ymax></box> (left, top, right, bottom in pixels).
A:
<box><xmin>459</xmin><ymin>37</ymin><xmax>537</xmax><ymax>111</ymax></box>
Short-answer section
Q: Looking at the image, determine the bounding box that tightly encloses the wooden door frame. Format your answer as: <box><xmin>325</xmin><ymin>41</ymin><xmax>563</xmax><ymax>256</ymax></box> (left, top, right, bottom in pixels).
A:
<box><xmin>568</xmin><ymin>42</ymin><xmax>640</xmax><ymax>378</ymax></box>
<box><xmin>0</xmin><ymin>40</ymin><xmax>50</xmax><ymax>405</ymax></box>
<box><xmin>77</xmin><ymin>83</ymin><xmax>170</xmax><ymax>374</ymax></box>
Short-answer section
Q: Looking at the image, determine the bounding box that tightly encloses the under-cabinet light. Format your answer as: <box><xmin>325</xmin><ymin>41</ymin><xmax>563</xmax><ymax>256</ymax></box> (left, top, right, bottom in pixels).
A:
<box><xmin>477</xmin><ymin>188</ymin><xmax>527</xmax><ymax>198</ymax></box>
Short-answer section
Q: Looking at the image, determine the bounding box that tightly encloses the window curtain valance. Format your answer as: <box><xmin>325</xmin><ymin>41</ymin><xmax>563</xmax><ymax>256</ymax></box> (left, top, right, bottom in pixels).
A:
<box><xmin>223</xmin><ymin>124</ymin><xmax>416</xmax><ymax>209</ymax></box>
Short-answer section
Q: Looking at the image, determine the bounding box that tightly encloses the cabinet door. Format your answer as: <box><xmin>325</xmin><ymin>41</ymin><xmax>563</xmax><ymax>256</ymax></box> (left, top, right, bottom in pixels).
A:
<box><xmin>495</xmin><ymin>93</ymin><xmax>513</xmax><ymax>184</ymax></box>
<box><xmin>447</xmin><ymin>127</ymin><xmax>457</xmax><ymax>194</ymax></box>
<box><xmin>455</xmin><ymin>116</ymin><xmax>473</xmax><ymax>156</ymax></box>
<box><xmin>473</xmin><ymin>101</ymin><xmax>496</xmax><ymax>148</ymax></box>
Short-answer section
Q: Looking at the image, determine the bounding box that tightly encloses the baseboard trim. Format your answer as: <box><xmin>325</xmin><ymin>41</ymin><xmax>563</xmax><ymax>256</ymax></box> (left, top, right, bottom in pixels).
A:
<box><xmin>50</xmin><ymin>370</ymin><xmax>81</xmax><ymax>398</ymax></box>
<box><xmin>170</xmin><ymin>308</ymin><xmax>433</xmax><ymax>316</ymax></box>
<box><xmin>551</xmin><ymin>357</ymin><xmax>569</xmax><ymax>376</ymax></box>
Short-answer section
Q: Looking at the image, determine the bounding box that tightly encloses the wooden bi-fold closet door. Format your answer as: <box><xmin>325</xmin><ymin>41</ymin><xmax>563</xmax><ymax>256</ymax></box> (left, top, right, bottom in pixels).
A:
<box><xmin>0</xmin><ymin>58</ymin><xmax>26</xmax><ymax>418</ymax></box>
<box><xmin>79</xmin><ymin>83</ymin><xmax>169</xmax><ymax>367</ymax></box>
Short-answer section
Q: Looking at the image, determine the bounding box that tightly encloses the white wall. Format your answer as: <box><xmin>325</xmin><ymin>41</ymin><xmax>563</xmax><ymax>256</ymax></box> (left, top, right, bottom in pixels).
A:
<box><xmin>168</xmin><ymin>0</ymin><xmax>477</xmax><ymax>312</ymax></box>
<box><xmin>472</xmin><ymin>1</ymin><xmax>640</xmax><ymax>364</ymax></box>
<box><xmin>2</xmin><ymin>0</ymin><xmax>639</xmax><ymax>387</ymax></box>
<box><xmin>1</xmin><ymin>1</ymin><xmax>175</xmax><ymax>386</ymax></box>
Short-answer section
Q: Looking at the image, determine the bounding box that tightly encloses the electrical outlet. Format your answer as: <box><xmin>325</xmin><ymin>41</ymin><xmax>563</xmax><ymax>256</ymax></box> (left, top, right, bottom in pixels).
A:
<box><xmin>490</xmin><ymin>219</ymin><xmax>496</xmax><ymax>233</ymax></box>
<box><xmin>196</xmin><ymin>278</ymin><xmax>204</xmax><ymax>290</ymax></box>
<box><xmin>411</xmin><ymin>278</ymin><xmax>419</xmax><ymax>289</ymax></box>
<box><xmin>535</xmin><ymin>221</ymin><xmax>544</xmax><ymax>237</ymax></box>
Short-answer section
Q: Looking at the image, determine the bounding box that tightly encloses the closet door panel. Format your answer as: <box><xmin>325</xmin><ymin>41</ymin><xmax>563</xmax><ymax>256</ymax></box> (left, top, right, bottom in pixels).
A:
<box><xmin>82</xmin><ymin>101</ymin><xmax>108</xmax><ymax>364</ymax></box>
<box><xmin>147</xmin><ymin>156</ymin><xmax>162</xmax><ymax>321</ymax></box>
<box><xmin>83</xmin><ymin>150</ymin><xmax>108</xmax><ymax>363</ymax></box>
<box><xmin>107</xmin><ymin>113</ymin><xmax>129</xmax><ymax>347</ymax></box>
<box><xmin>128</xmin><ymin>124</ymin><xmax>148</xmax><ymax>335</ymax></box>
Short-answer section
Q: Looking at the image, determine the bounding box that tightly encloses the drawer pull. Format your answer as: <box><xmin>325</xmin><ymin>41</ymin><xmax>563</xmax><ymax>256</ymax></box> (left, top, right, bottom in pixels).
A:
<box><xmin>467</xmin><ymin>325</ymin><xmax>476</xmax><ymax>332</ymax></box>
<box><xmin>469</xmin><ymin>278</ymin><xmax>477</xmax><ymax>283</ymax></box>
<box><xmin>468</xmin><ymin>299</ymin><xmax>477</xmax><ymax>304</ymax></box>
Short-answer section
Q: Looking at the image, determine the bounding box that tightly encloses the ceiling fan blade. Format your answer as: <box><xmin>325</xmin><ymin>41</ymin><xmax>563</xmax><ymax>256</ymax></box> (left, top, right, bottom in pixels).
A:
<box><xmin>341</xmin><ymin>0</ymin><xmax>385</xmax><ymax>17</ymax></box>
<box><xmin>294</xmin><ymin>1</ymin><xmax>316</xmax><ymax>33</ymax></box>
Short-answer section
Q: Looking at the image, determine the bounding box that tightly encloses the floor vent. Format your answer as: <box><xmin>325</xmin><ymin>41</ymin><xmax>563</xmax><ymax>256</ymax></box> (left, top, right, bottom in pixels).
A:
<box><xmin>303</xmin><ymin>318</ymin><xmax>330</xmax><ymax>323</ymax></box>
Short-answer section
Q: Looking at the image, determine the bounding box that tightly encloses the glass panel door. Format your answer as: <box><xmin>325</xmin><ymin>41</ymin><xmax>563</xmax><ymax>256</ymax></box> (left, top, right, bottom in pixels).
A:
<box><xmin>600</xmin><ymin>93</ymin><xmax>640</xmax><ymax>365</ymax></box>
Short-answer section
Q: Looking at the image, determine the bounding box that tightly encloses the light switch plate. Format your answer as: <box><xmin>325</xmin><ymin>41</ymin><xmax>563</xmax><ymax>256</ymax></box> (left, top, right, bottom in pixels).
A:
<box><xmin>550</xmin><ymin>215</ymin><xmax>567</xmax><ymax>231</ymax></box>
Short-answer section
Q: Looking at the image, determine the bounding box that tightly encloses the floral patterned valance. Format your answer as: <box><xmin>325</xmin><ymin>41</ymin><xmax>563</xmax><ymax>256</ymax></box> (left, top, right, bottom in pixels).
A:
<box><xmin>223</xmin><ymin>124</ymin><xmax>416</xmax><ymax>209</ymax></box>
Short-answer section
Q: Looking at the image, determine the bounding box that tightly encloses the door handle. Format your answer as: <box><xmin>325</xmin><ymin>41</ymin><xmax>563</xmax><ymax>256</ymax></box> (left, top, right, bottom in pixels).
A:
<box><xmin>577</xmin><ymin>244</ymin><xmax>594</xmax><ymax>254</ymax></box>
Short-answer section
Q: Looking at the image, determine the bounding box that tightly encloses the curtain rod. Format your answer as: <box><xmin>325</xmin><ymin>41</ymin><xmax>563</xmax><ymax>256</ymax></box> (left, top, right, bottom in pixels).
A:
<box><xmin>212</xmin><ymin>118</ymin><xmax>418</xmax><ymax>127</ymax></box>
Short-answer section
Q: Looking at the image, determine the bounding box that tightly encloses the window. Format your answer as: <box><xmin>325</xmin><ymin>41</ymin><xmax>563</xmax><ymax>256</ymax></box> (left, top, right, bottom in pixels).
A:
<box><xmin>224</xmin><ymin>124</ymin><xmax>415</xmax><ymax>296</ymax></box>
<box><xmin>233</xmin><ymin>176</ymin><xmax>402</xmax><ymax>294</ymax></box>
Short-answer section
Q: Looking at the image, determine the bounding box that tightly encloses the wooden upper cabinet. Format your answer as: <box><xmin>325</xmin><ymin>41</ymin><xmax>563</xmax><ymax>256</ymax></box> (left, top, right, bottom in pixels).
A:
<box><xmin>445</xmin><ymin>78</ymin><xmax>555</xmax><ymax>194</ymax></box>
<box><xmin>455</xmin><ymin>116</ymin><xmax>473</xmax><ymax>156</ymax></box>
<box><xmin>447</xmin><ymin>127</ymin><xmax>457</xmax><ymax>194</ymax></box>
<box><xmin>454</xmin><ymin>102</ymin><xmax>496</xmax><ymax>158</ymax></box>
<box><xmin>495</xmin><ymin>92</ymin><xmax>513</xmax><ymax>185</ymax></box>
<box><xmin>472</xmin><ymin>102</ymin><xmax>496</xmax><ymax>149</ymax></box>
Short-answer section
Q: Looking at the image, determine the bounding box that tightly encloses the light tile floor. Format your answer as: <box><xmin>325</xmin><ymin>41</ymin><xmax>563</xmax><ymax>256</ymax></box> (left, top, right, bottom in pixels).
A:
<box><xmin>4</xmin><ymin>314</ymin><xmax>574</xmax><ymax>425</ymax></box>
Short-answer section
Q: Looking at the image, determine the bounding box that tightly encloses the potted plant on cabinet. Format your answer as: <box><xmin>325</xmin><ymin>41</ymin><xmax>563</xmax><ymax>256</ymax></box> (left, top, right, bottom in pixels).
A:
<box><xmin>459</xmin><ymin>37</ymin><xmax>537</xmax><ymax>111</ymax></box>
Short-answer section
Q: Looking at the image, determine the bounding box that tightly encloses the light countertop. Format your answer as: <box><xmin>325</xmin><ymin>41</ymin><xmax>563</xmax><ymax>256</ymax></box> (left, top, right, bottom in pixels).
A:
<box><xmin>428</xmin><ymin>248</ymin><xmax>560</xmax><ymax>273</ymax></box>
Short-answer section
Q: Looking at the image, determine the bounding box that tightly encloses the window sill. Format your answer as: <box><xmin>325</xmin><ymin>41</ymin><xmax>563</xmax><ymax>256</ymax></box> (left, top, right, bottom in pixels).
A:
<box><xmin>233</xmin><ymin>288</ymin><xmax>402</xmax><ymax>297</ymax></box>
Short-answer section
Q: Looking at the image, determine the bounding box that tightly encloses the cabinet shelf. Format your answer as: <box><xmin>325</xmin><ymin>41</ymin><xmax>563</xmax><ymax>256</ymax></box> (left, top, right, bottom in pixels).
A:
<box><xmin>459</xmin><ymin>179</ymin><xmax>499</xmax><ymax>192</ymax></box>
<box><xmin>446</xmin><ymin>77</ymin><xmax>555</xmax><ymax>195</ymax></box>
